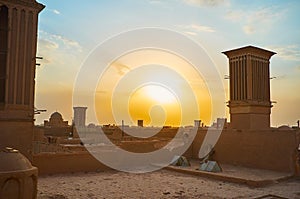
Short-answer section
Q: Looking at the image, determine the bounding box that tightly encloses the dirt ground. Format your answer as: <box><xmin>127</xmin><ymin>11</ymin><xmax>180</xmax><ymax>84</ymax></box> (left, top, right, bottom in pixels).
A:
<box><xmin>37</xmin><ymin>169</ymin><xmax>300</xmax><ymax>199</ymax></box>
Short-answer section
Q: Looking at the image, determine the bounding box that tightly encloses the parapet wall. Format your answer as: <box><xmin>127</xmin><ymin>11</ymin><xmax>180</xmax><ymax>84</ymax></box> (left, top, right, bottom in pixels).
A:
<box><xmin>190</xmin><ymin>129</ymin><xmax>299</xmax><ymax>173</ymax></box>
<box><xmin>33</xmin><ymin>152</ymin><xmax>112</xmax><ymax>175</ymax></box>
<box><xmin>32</xmin><ymin>141</ymin><xmax>164</xmax><ymax>175</ymax></box>
<box><xmin>32</xmin><ymin>128</ymin><xmax>300</xmax><ymax>174</ymax></box>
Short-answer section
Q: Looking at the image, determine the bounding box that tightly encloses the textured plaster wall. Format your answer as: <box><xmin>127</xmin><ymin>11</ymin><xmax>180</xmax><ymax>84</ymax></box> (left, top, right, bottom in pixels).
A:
<box><xmin>0</xmin><ymin>121</ymin><xmax>33</xmax><ymax>160</ymax></box>
<box><xmin>33</xmin><ymin>129</ymin><xmax>300</xmax><ymax>174</ymax></box>
<box><xmin>191</xmin><ymin>129</ymin><xmax>299</xmax><ymax>173</ymax></box>
<box><xmin>33</xmin><ymin>152</ymin><xmax>111</xmax><ymax>175</ymax></box>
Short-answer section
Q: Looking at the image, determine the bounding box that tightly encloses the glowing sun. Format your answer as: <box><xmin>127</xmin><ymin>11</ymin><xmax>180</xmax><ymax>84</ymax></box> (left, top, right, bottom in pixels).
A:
<box><xmin>144</xmin><ymin>84</ymin><xmax>177</xmax><ymax>104</ymax></box>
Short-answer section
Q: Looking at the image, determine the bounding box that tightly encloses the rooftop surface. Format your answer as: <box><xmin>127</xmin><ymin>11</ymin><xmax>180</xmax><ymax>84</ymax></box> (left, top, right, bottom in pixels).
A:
<box><xmin>37</xmin><ymin>161</ymin><xmax>299</xmax><ymax>198</ymax></box>
<box><xmin>166</xmin><ymin>160</ymin><xmax>294</xmax><ymax>187</ymax></box>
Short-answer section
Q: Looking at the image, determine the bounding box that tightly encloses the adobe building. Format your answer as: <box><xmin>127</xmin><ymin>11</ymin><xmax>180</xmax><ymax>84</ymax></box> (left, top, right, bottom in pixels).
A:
<box><xmin>137</xmin><ymin>119</ymin><xmax>143</xmax><ymax>127</ymax></box>
<box><xmin>211</xmin><ymin>118</ymin><xmax>228</xmax><ymax>129</ymax></box>
<box><xmin>44</xmin><ymin>112</ymin><xmax>68</xmax><ymax>127</ymax></box>
<box><xmin>0</xmin><ymin>0</ymin><xmax>45</xmax><ymax>159</ymax></box>
<box><xmin>194</xmin><ymin>120</ymin><xmax>201</xmax><ymax>128</ymax></box>
<box><xmin>0</xmin><ymin>1</ymin><xmax>44</xmax><ymax>198</ymax></box>
<box><xmin>73</xmin><ymin>106</ymin><xmax>87</xmax><ymax>127</ymax></box>
<box><xmin>43</xmin><ymin>112</ymin><xmax>72</xmax><ymax>137</ymax></box>
<box><xmin>223</xmin><ymin>46</ymin><xmax>276</xmax><ymax>130</ymax></box>
<box><xmin>185</xmin><ymin>46</ymin><xmax>300</xmax><ymax>174</ymax></box>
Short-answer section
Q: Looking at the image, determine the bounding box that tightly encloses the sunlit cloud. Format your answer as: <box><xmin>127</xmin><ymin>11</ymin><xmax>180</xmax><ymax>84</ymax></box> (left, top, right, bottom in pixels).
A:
<box><xmin>148</xmin><ymin>0</ymin><xmax>163</xmax><ymax>4</ymax></box>
<box><xmin>37</xmin><ymin>30</ymin><xmax>83</xmax><ymax>67</ymax></box>
<box><xmin>38</xmin><ymin>30</ymin><xmax>82</xmax><ymax>52</ymax></box>
<box><xmin>189</xmin><ymin>24</ymin><xmax>215</xmax><ymax>32</ymax></box>
<box><xmin>51</xmin><ymin>34</ymin><xmax>82</xmax><ymax>51</ymax></box>
<box><xmin>269</xmin><ymin>45</ymin><xmax>300</xmax><ymax>61</ymax></box>
<box><xmin>112</xmin><ymin>62</ymin><xmax>131</xmax><ymax>76</ymax></box>
<box><xmin>46</xmin><ymin>8</ymin><xmax>61</xmax><ymax>15</ymax></box>
<box><xmin>182</xmin><ymin>0</ymin><xmax>226</xmax><ymax>7</ymax></box>
<box><xmin>225</xmin><ymin>7</ymin><xmax>286</xmax><ymax>35</ymax></box>
<box><xmin>242</xmin><ymin>25</ymin><xmax>255</xmax><ymax>35</ymax></box>
<box><xmin>177</xmin><ymin>24</ymin><xmax>215</xmax><ymax>35</ymax></box>
<box><xmin>38</xmin><ymin>39</ymin><xmax>59</xmax><ymax>50</ymax></box>
<box><xmin>52</xmin><ymin>9</ymin><xmax>60</xmax><ymax>15</ymax></box>
<box><xmin>184</xmin><ymin>31</ymin><xmax>197</xmax><ymax>36</ymax></box>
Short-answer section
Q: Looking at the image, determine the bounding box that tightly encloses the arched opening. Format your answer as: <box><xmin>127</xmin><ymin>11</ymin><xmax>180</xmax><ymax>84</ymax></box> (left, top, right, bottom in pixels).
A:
<box><xmin>0</xmin><ymin>5</ymin><xmax>8</xmax><ymax>104</ymax></box>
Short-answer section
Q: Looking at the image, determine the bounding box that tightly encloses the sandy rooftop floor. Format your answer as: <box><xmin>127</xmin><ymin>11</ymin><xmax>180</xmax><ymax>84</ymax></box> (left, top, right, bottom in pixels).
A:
<box><xmin>37</xmin><ymin>170</ymin><xmax>300</xmax><ymax>199</ymax></box>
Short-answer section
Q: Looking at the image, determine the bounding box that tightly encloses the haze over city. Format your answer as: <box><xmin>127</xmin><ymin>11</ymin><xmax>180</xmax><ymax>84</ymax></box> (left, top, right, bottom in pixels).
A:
<box><xmin>35</xmin><ymin>0</ymin><xmax>300</xmax><ymax>127</ymax></box>
<box><xmin>1</xmin><ymin>1</ymin><xmax>300</xmax><ymax>198</ymax></box>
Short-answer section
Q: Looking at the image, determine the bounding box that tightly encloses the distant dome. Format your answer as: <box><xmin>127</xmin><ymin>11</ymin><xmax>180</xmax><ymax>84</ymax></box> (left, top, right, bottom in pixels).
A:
<box><xmin>45</xmin><ymin>111</ymin><xmax>68</xmax><ymax>128</ymax></box>
<box><xmin>88</xmin><ymin>123</ymin><xmax>96</xmax><ymax>128</ymax></box>
<box><xmin>50</xmin><ymin>112</ymin><xmax>63</xmax><ymax>120</ymax></box>
<box><xmin>278</xmin><ymin>125</ymin><xmax>291</xmax><ymax>130</ymax></box>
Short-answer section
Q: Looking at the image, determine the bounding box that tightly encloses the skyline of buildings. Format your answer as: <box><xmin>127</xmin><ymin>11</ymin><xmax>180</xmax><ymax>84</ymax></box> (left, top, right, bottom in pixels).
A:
<box><xmin>34</xmin><ymin>1</ymin><xmax>300</xmax><ymax>127</ymax></box>
<box><xmin>33</xmin><ymin>45</ymin><xmax>299</xmax><ymax>128</ymax></box>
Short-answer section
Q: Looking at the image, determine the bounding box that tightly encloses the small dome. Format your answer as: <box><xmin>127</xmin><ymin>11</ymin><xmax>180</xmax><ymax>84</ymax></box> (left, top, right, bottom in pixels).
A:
<box><xmin>50</xmin><ymin>112</ymin><xmax>63</xmax><ymax>120</ymax></box>
<box><xmin>88</xmin><ymin>123</ymin><xmax>96</xmax><ymax>128</ymax></box>
<box><xmin>0</xmin><ymin>147</ymin><xmax>34</xmax><ymax>172</ymax></box>
<box><xmin>278</xmin><ymin>125</ymin><xmax>291</xmax><ymax>130</ymax></box>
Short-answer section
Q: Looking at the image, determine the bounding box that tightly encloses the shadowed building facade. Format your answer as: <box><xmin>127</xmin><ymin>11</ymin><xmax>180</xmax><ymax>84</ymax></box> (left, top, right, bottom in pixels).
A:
<box><xmin>0</xmin><ymin>0</ymin><xmax>44</xmax><ymax>159</ymax></box>
<box><xmin>223</xmin><ymin>46</ymin><xmax>276</xmax><ymax>130</ymax></box>
<box><xmin>137</xmin><ymin>120</ymin><xmax>143</xmax><ymax>127</ymax></box>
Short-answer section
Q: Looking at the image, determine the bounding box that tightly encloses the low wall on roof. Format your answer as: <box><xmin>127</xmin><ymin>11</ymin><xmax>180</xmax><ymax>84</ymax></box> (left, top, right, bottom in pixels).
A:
<box><xmin>33</xmin><ymin>128</ymin><xmax>300</xmax><ymax>174</ymax></box>
<box><xmin>33</xmin><ymin>152</ymin><xmax>111</xmax><ymax>175</ymax></box>
<box><xmin>190</xmin><ymin>128</ymin><xmax>300</xmax><ymax>173</ymax></box>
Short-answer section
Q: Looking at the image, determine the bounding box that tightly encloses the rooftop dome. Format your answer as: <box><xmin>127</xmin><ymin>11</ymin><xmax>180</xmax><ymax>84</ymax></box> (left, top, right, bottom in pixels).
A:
<box><xmin>278</xmin><ymin>125</ymin><xmax>292</xmax><ymax>130</ymax></box>
<box><xmin>50</xmin><ymin>112</ymin><xmax>63</xmax><ymax>120</ymax></box>
<box><xmin>0</xmin><ymin>147</ymin><xmax>38</xmax><ymax>199</ymax></box>
<box><xmin>0</xmin><ymin>147</ymin><xmax>34</xmax><ymax>172</ymax></box>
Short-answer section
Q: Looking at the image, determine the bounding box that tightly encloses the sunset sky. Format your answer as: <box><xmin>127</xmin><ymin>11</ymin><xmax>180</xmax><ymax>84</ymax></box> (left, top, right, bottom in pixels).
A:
<box><xmin>35</xmin><ymin>0</ymin><xmax>300</xmax><ymax>127</ymax></box>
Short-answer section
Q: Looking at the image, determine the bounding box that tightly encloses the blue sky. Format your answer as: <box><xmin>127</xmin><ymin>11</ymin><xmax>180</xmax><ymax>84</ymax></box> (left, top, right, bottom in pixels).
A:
<box><xmin>35</xmin><ymin>0</ymin><xmax>300</xmax><ymax>126</ymax></box>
